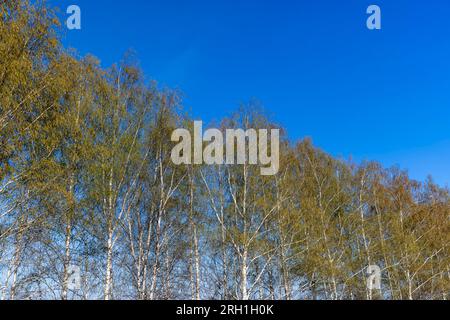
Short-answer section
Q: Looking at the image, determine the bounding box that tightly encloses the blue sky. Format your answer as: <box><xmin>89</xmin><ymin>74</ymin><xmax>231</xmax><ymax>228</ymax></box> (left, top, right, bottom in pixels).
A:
<box><xmin>51</xmin><ymin>0</ymin><xmax>450</xmax><ymax>186</ymax></box>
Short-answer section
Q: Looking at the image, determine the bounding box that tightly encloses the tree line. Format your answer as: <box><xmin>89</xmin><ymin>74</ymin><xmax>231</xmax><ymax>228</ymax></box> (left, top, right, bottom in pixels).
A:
<box><xmin>0</xmin><ymin>0</ymin><xmax>448</xmax><ymax>300</ymax></box>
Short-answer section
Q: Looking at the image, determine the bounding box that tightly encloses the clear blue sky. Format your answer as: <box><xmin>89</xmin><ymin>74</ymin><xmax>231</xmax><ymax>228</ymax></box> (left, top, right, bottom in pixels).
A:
<box><xmin>51</xmin><ymin>0</ymin><xmax>450</xmax><ymax>186</ymax></box>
